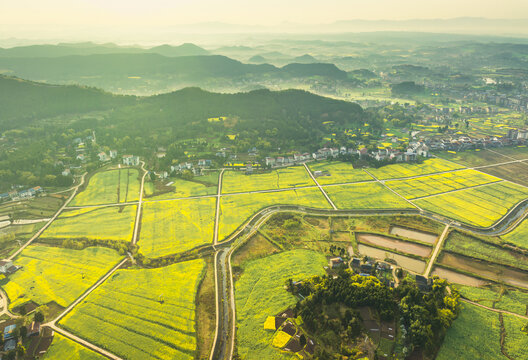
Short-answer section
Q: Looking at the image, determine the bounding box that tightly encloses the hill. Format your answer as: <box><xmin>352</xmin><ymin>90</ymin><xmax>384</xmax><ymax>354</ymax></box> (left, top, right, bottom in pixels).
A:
<box><xmin>281</xmin><ymin>63</ymin><xmax>348</xmax><ymax>79</ymax></box>
<box><xmin>0</xmin><ymin>75</ymin><xmax>131</xmax><ymax>129</ymax></box>
<box><xmin>292</xmin><ymin>54</ymin><xmax>317</xmax><ymax>63</ymax></box>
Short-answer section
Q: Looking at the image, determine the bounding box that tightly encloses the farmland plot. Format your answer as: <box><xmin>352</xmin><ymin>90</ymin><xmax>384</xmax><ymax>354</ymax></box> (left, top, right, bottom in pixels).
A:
<box><xmin>368</xmin><ymin>158</ymin><xmax>464</xmax><ymax>180</ymax></box>
<box><xmin>235</xmin><ymin>250</ymin><xmax>327</xmax><ymax>360</ymax></box>
<box><xmin>385</xmin><ymin>169</ymin><xmax>500</xmax><ymax>199</ymax></box>
<box><xmin>222</xmin><ymin>166</ymin><xmax>315</xmax><ymax>194</ymax></box>
<box><xmin>218</xmin><ymin>188</ymin><xmax>330</xmax><ymax>241</ymax></box>
<box><xmin>502</xmin><ymin>218</ymin><xmax>528</xmax><ymax>249</ymax></box>
<box><xmin>60</xmin><ymin>259</ymin><xmax>205</xmax><ymax>360</ymax></box>
<box><xmin>140</xmin><ymin>198</ymin><xmax>215</xmax><ymax>257</ymax></box>
<box><xmin>43</xmin><ymin>205</ymin><xmax>136</xmax><ymax>242</ymax></box>
<box><xmin>71</xmin><ymin>168</ymin><xmax>140</xmax><ymax>206</ymax></box>
<box><xmin>308</xmin><ymin>161</ymin><xmax>372</xmax><ymax>185</ymax></box>
<box><xmin>3</xmin><ymin>246</ymin><xmax>122</xmax><ymax>309</ymax></box>
<box><xmin>43</xmin><ymin>333</ymin><xmax>106</xmax><ymax>360</ymax></box>
<box><xmin>414</xmin><ymin>181</ymin><xmax>528</xmax><ymax>227</ymax></box>
<box><xmin>323</xmin><ymin>182</ymin><xmax>414</xmax><ymax>210</ymax></box>
<box><xmin>145</xmin><ymin>173</ymin><xmax>219</xmax><ymax>200</ymax></box>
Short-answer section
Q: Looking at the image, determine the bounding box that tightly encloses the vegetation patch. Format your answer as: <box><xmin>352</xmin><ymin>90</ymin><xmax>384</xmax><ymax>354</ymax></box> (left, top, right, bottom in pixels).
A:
<box><xmin>145</xmin><ymin>173</ymin><xmax>218</xmax><ymax>200</ymax></box>
<box><xmin>502</xmin><ymin>218</ymin><xmax>528</xmax><ymax>250</ymax></box>
<box><xmin>60</xmin><ymin>259</ymin><xmax>205</xmax><ymax>360</ymax></box>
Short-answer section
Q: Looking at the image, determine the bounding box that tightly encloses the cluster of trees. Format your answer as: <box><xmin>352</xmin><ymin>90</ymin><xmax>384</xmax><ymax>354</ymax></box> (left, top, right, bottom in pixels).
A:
<box><xmin>396</xmin><ymin>277</ymin><xmax>460</xmax><ymax>356</ymax></box>
<box><xmin>287</xmin><ymin>271</ymin><xmax>460</xmax><ymax>358</ymax></box>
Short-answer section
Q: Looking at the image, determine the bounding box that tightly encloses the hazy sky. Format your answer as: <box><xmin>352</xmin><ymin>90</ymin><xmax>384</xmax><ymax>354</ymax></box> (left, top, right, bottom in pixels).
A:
<box><xmin>2</xmin><ymin>0</ymin><xmax>527</xmax><ymax>26</ymax></box>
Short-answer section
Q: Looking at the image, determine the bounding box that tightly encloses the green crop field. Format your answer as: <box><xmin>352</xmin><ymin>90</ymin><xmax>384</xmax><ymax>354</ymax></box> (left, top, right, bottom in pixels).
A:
<box><xmin>323</xmin><ymin>182</ymin><xmax>414</xmax><ymax>210</ymax></box>
<box><xmin>145</xmin><ymin>173</ymin><xmax>219</xmax><ymax>200</ymax></box>
<box><xmin>443</xmin><ymin>231</ymin><xmax>528</xmax><ymax>271</ymax></box>
<box><xmin>71</xmin><ymin>168</ymin><xmax>140</xmax><ymax>206</ymax></box>
<box><xmin>436</xmin><ymin>303</ymin><xmax>505</xmax><ymax>360</ymax></box>
<box><xmin>3</xmin><ymin>246</ymin><xmax>122</xmax><ymax>309</ymax></box>
<box><xmin>503</xmin><ymin>315</ymin><xmax>528</xmax><ymax>359</ymax></box>
<box><xmin>414</xmin><ymin>181</ymin><xmax>528</xmax><ymax>227</ymax></box>
<box><xmin>456</xmin><ymin>285</ymin><xmax>528</xmax><ymax>316</ymax></box>
<box><xmin>235</xmin><ymin>249</ymin><xmax>327</xmax><ymax>360</ymax></box>
<box><xmin>43</xmin><ymin>205</ymin><xmax>136</xmax><ymax>242</ymax></box>
<box><xmin>218</xmin><ymin>188</ymin><xmax>330</xmax><ymax>241</ymax></box>
<box><xmin>385</xmin><ymin>169</ymin><xmax>500</xmax><ymax>199</ymax></box>
<box><xmin>368</xmin><ymin>158</ymin><xmax>465</xmax><ymax>180</ymax></box>
<box><xmin>43</xmin><ymin>333</ymin><xmax>106</xmax><ymax>360</ymax></box>
<box><xmin>140</xmin><ymin>198</ymin><xmax>216</xmax><ymax>257</ymax></box>
<box><xmin>308</xmin><ymin>161</ymin><xmax>373</xmax><ymax>185</ymax></box>
<box><xmin>502</xmin><ymin>218</ymin><xmax>528</xmax><ymax>250</ymax></box>
<box><xmin>222</xmin><ymin>166</ymin><xmax>315</xmax><ymax>194</ymax></box>
<box><xmin>60</xmin><ymin>259</ymin><xmax>205</xmax><ymax>360</ymax></box>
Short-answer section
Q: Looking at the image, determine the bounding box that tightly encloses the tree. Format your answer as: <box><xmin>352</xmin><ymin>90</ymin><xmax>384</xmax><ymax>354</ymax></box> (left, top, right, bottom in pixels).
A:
<box><xmin>19</xmin><ymin>326</ymin><xmax>27</xmax><ymax>340</ymax></box>
<box><xmin>34</xmin><ymin>311</ymin><xmax>44</xmax><ymax>323</ymax></box>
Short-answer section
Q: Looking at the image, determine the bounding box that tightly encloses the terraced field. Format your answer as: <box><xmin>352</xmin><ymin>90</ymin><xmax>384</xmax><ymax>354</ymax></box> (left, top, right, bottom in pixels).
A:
<box><xmin>43</xmin><ymin>206</ymin><xmax>136</xmax><ymax>242</ymax></box>
<box><xmin>414</xmin><ymin>181</ymin><xmax>528</xmax><ymax>227</ymax></box>
<box><xmin>385</xmin><ymin>169</ymin><xmax>500</xmax><ymax>199</ymax></box>
<box><xmin>60</xmin><ymin>259</ymin><xmax>205</xmax><ymax>360</ymax></box>
<box><xmin>307</xmin><ymin>161</ymin><xmax>372</xmax><ymax>185</ymax></box>
<box><xmin>222</xmin><ymin>166</ymin><xmax>315</xmax><ymax>194</ymax></box>
<box><xmin>323</xmin><ymin>182</ymin><xmax>414</xmax><ymax>210</ymax></box>
<box><xmin>235</xmin><ymin>250</ymin><xmax>327</xmax><ymax>360</ymax></box>
<box><xmin>43</xmin><ymin>333</ymin><xmax>106</xmax><ymax>360</ymax></box>
<box><xmin>218</xmin><ymin>188</ymin><xmax>331</xmax><ymax>241</ymax></box>
<box><xmin>368</xmin><ymin>158</ymin><xmax>464</xmax><ymax>180</ymax></box>
<box><xmin>3</xmin><ymin>246</ymin><xmax>122</xmax><ymax>309</ymax></box>
<box><xmin>71</xmin><ymin>168</ymin><xmax>140</xmax><ymax>206</ymax></box>
<box><xmin>140</xmin><ymin>198</ymin><xmax>216</xmax><ymax>257</ymax></box>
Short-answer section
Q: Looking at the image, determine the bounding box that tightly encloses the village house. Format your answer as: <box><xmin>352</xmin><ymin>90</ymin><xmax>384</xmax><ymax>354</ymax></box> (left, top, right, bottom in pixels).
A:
<box><xmin>98</xmin><ymin>152</ymin><xmax>109</xmax><ymax>162</ymax></box>
<box><xmin>122</xmin><ymin>155</ymin><xmax>140</xmax><ymax>166</ymax></box>
<box><xmin>0</xmin><ymin>260</ymin><xmax>14</xmax><ymax>274</ymax></box>
<box><xmin>109</xmin><ymin>150</ymin><xmax>118</xmax><ymax>158</ymax></box>
<box><xmin>329</xmin><ymin>257</ymin><xmax>344</xmax><ymax>269</ymax></box>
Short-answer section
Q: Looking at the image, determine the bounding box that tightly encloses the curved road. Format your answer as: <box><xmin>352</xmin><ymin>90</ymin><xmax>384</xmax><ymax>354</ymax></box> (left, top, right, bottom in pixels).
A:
<box><xmin>209</xmin><ymin>200</ymin><xmax>528</xmax><ymax>359</ymax></box>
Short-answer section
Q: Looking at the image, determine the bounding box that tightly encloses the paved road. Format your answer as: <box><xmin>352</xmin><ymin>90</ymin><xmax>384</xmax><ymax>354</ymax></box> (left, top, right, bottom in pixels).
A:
<box><xmin>424</xmin><ymin>223</ymin><xmax>451</xmax><ymax>277</ymax></box>
<box><xmin>0</xmin><ymin>288</ymin><xmax>18</xmax><ymax>319</ymax></box>
<box><xmin>132</xmin><ymin>161</ymin><xmax>148</xmax><ymax>245</ymax></box>
<box><xmin>213</xmin><ymin>170</ymin><xmax>225</xmax><ymax>246</ymax></box>
<box><xmin>303</xmin><ymin>163</ymin><xmax>337</xmax><ymax>209</ymax></box>
<box><xmin>8</xmin><ymin>172</ymin><xmax>87</xmax><ymax>261</ymax></box>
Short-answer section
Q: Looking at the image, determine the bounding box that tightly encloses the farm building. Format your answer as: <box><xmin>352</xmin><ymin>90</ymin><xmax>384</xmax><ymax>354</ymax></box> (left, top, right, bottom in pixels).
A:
<box><xmin>329</xmin><ymin>257</ymin><xmax>344</xmax><ymax>269</ymax></box>
<box><xmin>0</xmin><ymin>259</ymin><xmax>14</xmax><ymax>274</ymax></box>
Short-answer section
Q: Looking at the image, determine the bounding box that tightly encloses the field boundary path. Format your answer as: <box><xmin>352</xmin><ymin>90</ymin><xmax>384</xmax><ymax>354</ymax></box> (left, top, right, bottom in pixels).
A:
<box><xmin>132</xmin><ymin>161</ymin><xmax>148</xmax><ymax>245</ymax></box>
<box><xmin>8</xmin><ymin>172</ymin><xmax>87</xmax><ymax>261</ymax></box>
<box><xmin>424</xmin><ymin>223</ymin><xmax>451</xmax><ymax>277</ymax></box>
<box><xmin>363</xmin><ymin>169</ymin><xmax>421</xmax><ymax>210</ymax></box>
<box><xmin>461</xmin><ymin>298</ymin><xmax>528</xmax><ymax>320</ymax></box>
<box><xmin>45</xmin><ymin>324</ymin><xmax>123</xmax><ymax>360</ymax></box>
<box><xmin>303</xmin><ymin>163</ymin><xmax>337</xmax><ymax>210</ymax></box>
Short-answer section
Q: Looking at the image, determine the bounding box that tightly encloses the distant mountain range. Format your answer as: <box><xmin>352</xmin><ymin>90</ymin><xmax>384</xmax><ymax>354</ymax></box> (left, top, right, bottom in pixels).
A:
<box><xmin>0</xmin><ymin>42</ymin><xmax>209</xmax><ymax>58</ymax></box>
